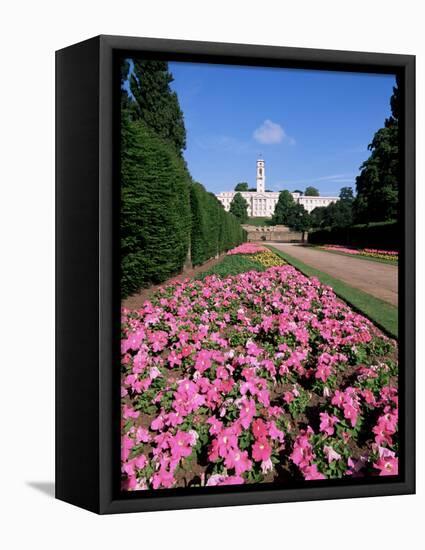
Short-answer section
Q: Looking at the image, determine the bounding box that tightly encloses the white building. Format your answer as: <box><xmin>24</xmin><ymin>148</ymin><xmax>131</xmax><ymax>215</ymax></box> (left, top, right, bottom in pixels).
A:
<box><xmin>216</xmin><ymin>159</ymin><xmax>339</xmax><ymax>217</ymax></box>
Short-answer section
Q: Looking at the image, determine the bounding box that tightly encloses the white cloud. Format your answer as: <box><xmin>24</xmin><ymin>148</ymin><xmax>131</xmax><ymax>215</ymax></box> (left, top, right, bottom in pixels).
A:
<box><xmin>253</xmin><ymin>119</ymin><xmax>293</xmax><ymax>145</ymax></box>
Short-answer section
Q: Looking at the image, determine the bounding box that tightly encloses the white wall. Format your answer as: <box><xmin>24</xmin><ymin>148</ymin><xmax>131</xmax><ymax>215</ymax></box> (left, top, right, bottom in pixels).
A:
<box><xmin>1</xmin><ymin>1</ymin><xmax>422</xmax><ymax>548</ymax></box>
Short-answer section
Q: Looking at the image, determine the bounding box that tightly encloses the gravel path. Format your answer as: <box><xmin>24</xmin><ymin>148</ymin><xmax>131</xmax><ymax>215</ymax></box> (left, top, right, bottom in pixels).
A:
<box><xmin>271</xmin><ymin>244</ymin><xmax>398</xmax><ymax>306</ymax></box>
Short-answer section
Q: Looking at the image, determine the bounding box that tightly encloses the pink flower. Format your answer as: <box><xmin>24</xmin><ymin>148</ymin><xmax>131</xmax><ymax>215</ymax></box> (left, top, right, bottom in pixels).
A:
<box><xmin>252</xmin><ymin>418</ymin><xmax>268</xmax><ymax>439</ymax></box>
<box><xmin>207</xmin><ymin>416</ymin><xmax>223</xmax><ymax>435</ymax></box>
<box><xmin>268</xmin><ymin>421</ymin><xmax>285</xmax><ymax>443</ymax></box>
<box><xmin>261</xmin><ymin>458</ymin><xmax>273</xmax><ymax>474</ymax></box>
<box><xmin>148</xmin><ymin>330</ymin><xmax>168</xmax><ymax>352</ymax></box>
<box><xmin>290</xmin><ymin>432</ymin><xmax>313</xmax><ymax>469</ymax></box>
<box><xmin>135</xmin><ymin>426</ymin><xmax>150</xmax><ymax>443</ymax></box>
<box><xmin>194</xmin><ymin>349</ymin><xmax>213</xmax><ymax>373</ymax></box>
<box><xmin>224</xmin><ymin>448</ymin><xmax>252</xmax><ymax>475</ymax></box>
<box><xmin>152</xmin><ymin>467</ymin><xmax>175</xmax><ymax>489</ymax></box>
<box><xmin>239</xmin><ymin>398</ymin><xmax>256</xmax><ymax>429</ymax></box>
<box><xmin>121</xmin><ymin>435</ymin><xmax>134</xmax><ymax>462</ymax></box>
<box><xmin>319</xmin><ymin>412</ymin><xmax>339</xmax><ymax>436</ymax></box>
<box><xmin>323</xmin><ymin>445</ymin><xmax>341</xmax><ymax>463</ymax></box>
<box><xmin>216</xmin><ymin>427</ymin><xmax>239</xmax><ymax>458</ymax></box>
<box><xmin>206</xmin><ymin>474</ymin><xmax>244</xmax><ymax>486</ymax></box>
<box><xmin>374</xmin><ymin>456</ymin><xmax>398</xmax><ymax>476</ymax></box>
<box><xmin>169</xmin><ymin>431</ymin><xmax>194</xmax><ymax>460</ymax></box>
<box><xmin>123</xmin><ymin>404</ymin><xmax>139</xmax><ymax>420</ymax></box>
<box><xmin>284</xmin><ymin>391</ymin><xmax>294</xmax><ymax>404</ymax></box>
<box><xmin>302</xmin><ymin>464</ymin><xmax>326</xmax><ymax>480</ymax></box>
<box><xmin>252</xmin><ymin>438</ymin><xmax>272</xmax><ymax>462</ymax></box>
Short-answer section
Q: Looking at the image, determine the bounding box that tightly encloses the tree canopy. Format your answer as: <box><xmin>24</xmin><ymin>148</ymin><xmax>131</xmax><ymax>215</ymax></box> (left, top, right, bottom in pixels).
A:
<box><xmin>234</xmin><ymin>182</ymin><xmax>249</xmax><ymax>191</ymax></box>
<box><xmin>271</xmin><ymin>191</ymin><xmax>296</xmax><ymax>225</ymax></box>
<box><xmin>120</xmin><ymin>59</ymin><xmax>246</xmax><ymax>297</ymax></box>
<box><xmin>229</xmin><ymin>192</ymin><xmax>249</xmax><ymax>223</ymax></box>
<box><xmin>310</xmin><ymin>186</ymin><xmax>354</xmax><ymax>230</ymax></box>
<box><xmin>129</xmin><ymin>60</ymin><xmax>186</xmax><ymax>155</ymax></box>
<box><xmin>287</xmin><ymin>203</ymin><xmax>311</xmax><ymax>236</ymax></box>
<box><xmin>305</xmin><ymin>186</ymin><xmax>320</xmax><ymax>196</ymax></box>
<box><xmin>353</xmin><ymin>76</ymin><xmax>400</xmax><ymax>223</ymax></box>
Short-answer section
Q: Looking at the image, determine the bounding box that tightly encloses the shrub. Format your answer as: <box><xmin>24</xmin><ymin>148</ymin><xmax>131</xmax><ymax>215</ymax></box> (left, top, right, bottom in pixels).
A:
<box><xmin>121</xmin><ymin>118</ymin><xmax>247</xmax><ymax>296</ymax></box>
<box><xmin>121</xmin><ymin>118</ymin><xmax>191</xmax><ymax>297</ymax></box>
<box><xmin>308</xmin><ymin>221</ymin><xmax>399</xmax><ymax>250</ymax></box>
<box><xmin>190</xmin><ymin>183</ymin><xmax>246</xmax><ymax>266</ymax></box>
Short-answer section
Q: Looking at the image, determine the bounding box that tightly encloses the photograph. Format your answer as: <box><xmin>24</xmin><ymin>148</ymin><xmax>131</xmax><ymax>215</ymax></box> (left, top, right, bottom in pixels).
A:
<box><xmin>119</xmin><ymin>56</ymin><xmax>400</xmax><ymax>492</ymax></box>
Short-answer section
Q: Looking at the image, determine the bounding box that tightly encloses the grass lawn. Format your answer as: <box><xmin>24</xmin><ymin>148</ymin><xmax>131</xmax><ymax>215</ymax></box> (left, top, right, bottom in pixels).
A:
<box><xmin>245</xmin><ymin>217</ymin><xmax>273</xmax><ymax>226</ymax></box>
<box><xmin>311</xmin><ymin>245</ymin><xmax>398</xmax><ymax>266</ymax></box>
<box><xmin>196</xmin><ymin>254</ymin><xmax>265</xmax><ymax>279</ymax></box>
<box><xmin>269</xmin><ymin>246</ymin><xmax>398</xmax><ymax>338</ymax></box>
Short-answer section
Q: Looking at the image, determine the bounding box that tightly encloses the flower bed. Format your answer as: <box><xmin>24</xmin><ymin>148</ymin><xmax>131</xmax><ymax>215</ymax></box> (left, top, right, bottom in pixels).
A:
<box><xmin>250</xmin><ymin>250</ymin><xmax>286</xmax><ymax>268</ymax></box>
<box><xmin>121</xmin><ymin>266</ymin><xmax>398</xmax><ymax>491</ymax></box>
<box><xmin>226</xmin><ymin>244</ymin><xmax>286</xmax><ymax>268</ymax></box>
<box><xmin>320</xmin><ymin>244</ymin><xmax>398</xmax><ymax>262</ymax></box>
<box><xmin>227</xmin><ymin>243</ymin><xmax>267</xmax><ymax>255</ymax></box>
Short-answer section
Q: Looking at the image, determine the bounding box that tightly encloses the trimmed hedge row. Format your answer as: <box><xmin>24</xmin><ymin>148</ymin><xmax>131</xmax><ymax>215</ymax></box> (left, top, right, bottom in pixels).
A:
<box><xmin>308</xmin><ymin>221</ymin><xmax>400</xmax><ymax>250</ymax></box>
<box><xmin>121</xmin><ymin>119</ymin><xmax>191</xmax><ymax>298</ymax></box>
<box><xmin>190</xmin><ymin>182</ymin><xmax>246</xmax><ymax>266</ymax></box>
<box><xmin>121</xmin><ymin>118</ymin><xmax>246</xmax><ymax>298</ymax></box>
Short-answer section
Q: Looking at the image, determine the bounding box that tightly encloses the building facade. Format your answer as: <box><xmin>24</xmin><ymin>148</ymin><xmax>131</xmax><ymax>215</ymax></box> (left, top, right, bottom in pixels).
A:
<box><xmin>216</xmin><ymin>159</ymin><xmax>339</xmax><ymax>217</ymax></box>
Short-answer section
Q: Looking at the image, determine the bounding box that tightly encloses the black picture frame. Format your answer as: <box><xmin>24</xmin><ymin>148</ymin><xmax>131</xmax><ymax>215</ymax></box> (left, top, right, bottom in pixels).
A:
<box><xmin>56</xmin><ymin>34</ymin><xmax>415</xmax><ymax>514</ymax></box>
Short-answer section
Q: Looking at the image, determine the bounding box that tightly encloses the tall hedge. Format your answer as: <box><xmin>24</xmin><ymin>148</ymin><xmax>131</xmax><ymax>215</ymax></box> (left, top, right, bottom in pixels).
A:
<box><xmin>121</xmin><ymin>117</ymin><xmax>247</xmax><ymax>297</ymax></box>
<box><xmin>121</xmin><ymin>117</ymin><xmax>191</xmax><ymax>297</ymax></box>
<box><xmin>308</xmin><ymin>221</ymin><xmax>399</xmax><ymax>250</ymax></box>
<box><xmin>190</xmin><ymin>182</ymin><xmax>246</xmax><ymax>266</ymax></box>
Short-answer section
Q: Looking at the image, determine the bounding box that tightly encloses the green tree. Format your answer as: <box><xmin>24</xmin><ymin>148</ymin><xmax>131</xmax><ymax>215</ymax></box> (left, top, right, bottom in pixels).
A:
<box><xmin>287</xmin><ymin>203</ymin><xmax>311</xmax><ymax>241</ymax></box>
<box><xmin>339</xmin><ymin>186</ymin><xmax>354</xmax><ymax>202</ymax></box>
<box><xmin>229</xmin><ymin>192</ymin><xmax>249</xmax><ymax>223</ymax></box>
<box><xmin>292</xmin><ymin>189</ymin><xmax>303</xmax><ymax>194</ymax></box>
<box><xmin>271</xmin><ymin>190</ymin><xmax>295</xmax><ymax>225</ymax></box>
<box><xmin>305</xmin><ymin>186</ymin><xmax>320</xmax><ymax>196</ymax></box>
<box><xmin>310</xmin><ymin>206</ymin><xmax>327</xmax><ymax>229</ymax></box>
<box><xmin>235</xmin><ymin>182</ymin><xmax>249</xmax><ymax>191</ymax></box>
<box><xmin>353</xmin><ymin>76</ymin><xmax>400</xmax><ymax>223</ymax></box>
<box><xmin>129</xmin><ymin>59</ymin><xmax>186</xmax><ymax>154</ymax></box>
<box><xmin>121</xmin><ymin>118</ymin><xmax>191</xmax><ymax>297</ymax></box>
<box><xmin>310</xmin><ymin>187</ymin><xmax>354</xmax><ymax>230</ymax></box>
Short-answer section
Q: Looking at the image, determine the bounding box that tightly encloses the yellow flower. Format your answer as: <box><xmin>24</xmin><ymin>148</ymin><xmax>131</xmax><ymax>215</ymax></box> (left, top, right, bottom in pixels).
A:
<box><xmin>251</xmin><ymin>251</ymin><xmax>286</xmax><ymax>267</ymax></box>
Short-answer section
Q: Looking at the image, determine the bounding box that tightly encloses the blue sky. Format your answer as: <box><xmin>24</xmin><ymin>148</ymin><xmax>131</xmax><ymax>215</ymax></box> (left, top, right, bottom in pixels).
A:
<box><xmin>165</xmin><ymin>62</ymin><xmax>396</xmax><ymax>196</ymax></box>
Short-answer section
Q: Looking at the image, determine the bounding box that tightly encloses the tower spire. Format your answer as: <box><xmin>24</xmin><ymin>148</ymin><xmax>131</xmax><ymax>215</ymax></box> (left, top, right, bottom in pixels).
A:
<box><xmin>256</xmin><ymin>157</ymin><xmax>265</xmax><ymax>193</ymax></box>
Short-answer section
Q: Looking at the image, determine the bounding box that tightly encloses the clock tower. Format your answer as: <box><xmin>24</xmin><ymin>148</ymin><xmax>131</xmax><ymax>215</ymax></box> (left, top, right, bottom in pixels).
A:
<box><xmin>256</xmin><ymin>158</ymin><xmax>265</xmax><ymax>193</ymax></box>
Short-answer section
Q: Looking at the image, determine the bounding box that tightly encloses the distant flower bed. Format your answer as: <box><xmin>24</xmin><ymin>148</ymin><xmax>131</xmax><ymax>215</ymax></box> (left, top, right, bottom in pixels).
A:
<box><xmin>226</xmin><ymin>244</ymin><xmax>285</xmax><ymax>267</ymax></box>
<box><xmin>227</xmin><ymin>243</ymin><xmax>267</xmax><ymax>255</ymax></box>
<box><xmin>251</xmin><ymin>250</ymin><xmax>286</xmax><ymax>268</ymax></box>
<box><xmin>121</xmin><ymin>266</ymin><xmax>398</xmax><ymax>491</ymax></box>
<box><xmin>320</xmin><ymin>245</ymin><xmax>398</xmax><ymax>262</ymax></box>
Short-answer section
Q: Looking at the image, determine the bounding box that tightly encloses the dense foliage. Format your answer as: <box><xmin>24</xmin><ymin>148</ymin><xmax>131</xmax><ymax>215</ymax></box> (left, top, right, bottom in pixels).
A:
<box><xmin>304</xmin><ymin>186</ymin><xmax>320</xmax><ymax>197</ymax></box>
<box><xmin>308</xmin><ymin>221</ymin><xmax>399</xmax><ymax>250</ymax></box>
<box><xmin>271</xmin><ymin>191</ymin><xmax>311</xmax><ymax>237</ymax></box>
<box><xmin>129</xmin><ymin>60</ymin><xmax>186</xmax><ymax>155</ymax></box>
<box><xmin>353</xmin><ymin>77</ymin><xmax>400</xmax><ymax>223</ymax></box>
<box><xmin>190</xmin><ymin>182</ymin><xmax>246</xmax><ymax>266</ymax></box>
<box><xmin>121</xmin><ymin>59</ymin><xmax>246</xmax><ymax>298</ymax></box>
<box><xmin>229</xmin><ymin>192</ymin><xmax>249</xmax><ymax>223</ymax></box>
<box><xmin>310</xmin><ymin>187</ymin><xmax>354</xmax><ymax>230</ymax></box>
<box><xmin>234</xmin><ymin>182</ymin><xmax>249</xmax><ymax>191</ymax></box>
<box><xmin>121</xmin><ymin>117</ymin><xmax>191</xmax><ymax>297</ymax></box>
<box><xmin>271</xmin><ymin>190</ymin><xmax>296</xmax><ymax>225</ymax></box>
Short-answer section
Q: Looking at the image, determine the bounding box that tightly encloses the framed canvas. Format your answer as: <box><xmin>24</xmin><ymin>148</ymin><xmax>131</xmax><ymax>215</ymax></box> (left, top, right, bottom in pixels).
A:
<box><xmin>56</xmin><ymin>35</ymin><xmax>415</xmax><ymax>514</ymax></box>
